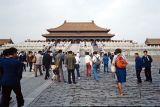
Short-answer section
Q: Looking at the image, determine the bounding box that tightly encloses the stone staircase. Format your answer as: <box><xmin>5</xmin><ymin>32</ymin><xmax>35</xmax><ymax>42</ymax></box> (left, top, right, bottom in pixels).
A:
<box><xmin>66</xmin><ymin>43</ymin><xmax>80</xmax><ymax>54</ymax></box>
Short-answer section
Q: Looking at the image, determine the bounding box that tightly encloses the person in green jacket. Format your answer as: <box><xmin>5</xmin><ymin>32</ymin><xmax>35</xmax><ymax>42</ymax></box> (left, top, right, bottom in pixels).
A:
<box><xmin>65</xmin><ymin>51</ymin><xmax>76</xmax><ymax>84</ymax></box>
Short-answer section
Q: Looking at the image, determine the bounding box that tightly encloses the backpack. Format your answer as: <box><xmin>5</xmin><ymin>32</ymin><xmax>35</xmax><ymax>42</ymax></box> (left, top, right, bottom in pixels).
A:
<box><xmin>95</xmin><ymin>56</ymin><xmax>101</xmax><ymax>65</ymax></box>
<box><xmin>115</xmin><ymin>55</ymin><xmax>128</xmax><ymax>68</ymax></box>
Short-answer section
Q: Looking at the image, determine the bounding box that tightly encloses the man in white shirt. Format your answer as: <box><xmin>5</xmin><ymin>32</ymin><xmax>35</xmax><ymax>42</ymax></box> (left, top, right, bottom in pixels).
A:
<box><xmin>35</xmin><ymin>51</ymin><xmax>43</xmax><ymax>77</ymax></box>
<box><xmin>75</xmin><ymin>53</ymin><xmax>80</xmax><ymax>79</ymax></box>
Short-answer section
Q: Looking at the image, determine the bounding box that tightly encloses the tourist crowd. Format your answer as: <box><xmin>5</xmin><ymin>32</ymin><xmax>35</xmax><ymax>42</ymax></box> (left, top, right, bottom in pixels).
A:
<box><xmin>0</xmin><ymin>47</ymin><xmax>154</xmax><ymax>106</ymax></box>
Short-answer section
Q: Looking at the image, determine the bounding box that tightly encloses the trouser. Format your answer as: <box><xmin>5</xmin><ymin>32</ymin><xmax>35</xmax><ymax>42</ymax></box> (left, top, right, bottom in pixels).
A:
<box><xmin>86</xmin><ymin>63</ymin><xmax>91</xmax><ymax>77</ymax></box>
<box><xmin>35</xmin><ymin>65</ymin><xmax>43</xmax><ymax>77</ymax></box>
<box><xmin>68</xmin><ymin>69</ymin><xmax>76</xmax><ymax>84</ymax></box>
<box><xmin>62</xmin><ymin>59</ymin><xmax>64</xmax><ymax>64</ymax></box>
<box><xmin>45</xmin><ymin>66</ymin><xmax>50</xmax><ymax>79</ymax></box>
<box><xmin>136</xmin><ymin>69</ymin><xmax>142</xmax><ymax>82</ymax></box>
<box><xmin>26</xmin><ymin>61</ymin><xmax>29</xmax><ymax>67</ymax></box>
<box><xmin>75</xmin><ymin>64</ymin><xmax>80</xmax><ymax>78</ymax></box>
<box><xmin>42</xmin><ymin>65</ymin><xmax>45</xmax><ymax>71</ymax></box>
<box><xmin>93</xmin><ymin>64</ymin><xmax>99</xmax><ymax>81</ymax></box>
<box><xmin>104</xmin><ymin>64</ymin><xmax>108</xmax><ymax>72</ymax></box>
<box><xmin>145</xmin><ymin>67</ymin><xmax>152</xmax><ymax>81</ymax></box>
<box><xmin>22</xmin><ymin>63</ymin><xmax>26</xmax><ymax>72</ymax></box>
<box><xmin>29</xmin><ymin>62</ymin><xmax>33</xmax><ymax>72</ymax></box>
<box><xmin>0</xmin><ymin>85</ymin><xmax>24</xmax><ymax>107</ymax></box>
<box><xmin>32</xmin><ymin>63</ymin><xmax>36</xmax><ymax>72</ymax></box>
<box><xmin>97</xmin><ymin>64</ymin><xmax>100</xmax><ymax>71</ymax></box>
<box><xmin>59</xmin><ymin>67</ymin><xmax>65</xmax><ymax>82</ymax></box>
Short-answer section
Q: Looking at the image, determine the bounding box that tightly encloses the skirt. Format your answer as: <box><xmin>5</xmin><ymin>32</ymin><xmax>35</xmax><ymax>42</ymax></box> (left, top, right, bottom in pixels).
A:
<box><xmin>116</xmin><ymin>68</ymin><xmax>126</xmax><ymax>83</ymax></box>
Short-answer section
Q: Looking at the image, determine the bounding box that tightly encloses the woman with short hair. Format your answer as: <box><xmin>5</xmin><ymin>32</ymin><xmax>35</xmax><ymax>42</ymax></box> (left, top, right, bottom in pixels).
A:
<box><xmin>112</xmin><ymin>48</ymin><xmax>128</xmax><ymax>96</ymax></box>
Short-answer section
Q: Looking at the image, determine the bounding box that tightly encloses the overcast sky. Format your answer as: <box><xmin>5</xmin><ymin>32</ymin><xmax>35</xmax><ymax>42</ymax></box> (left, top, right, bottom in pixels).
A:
<box><xmin>0</xmin><ymin>0</ymin><xmax>160</xmax><ymax>43</ymax></box>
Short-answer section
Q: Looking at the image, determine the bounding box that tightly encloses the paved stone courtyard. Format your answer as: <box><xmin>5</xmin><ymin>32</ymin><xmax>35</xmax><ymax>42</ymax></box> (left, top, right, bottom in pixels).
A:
<box><xmin>7</xmin><ymin>57</ymin><xmax>160</xmax><ymax>106</ymax></box>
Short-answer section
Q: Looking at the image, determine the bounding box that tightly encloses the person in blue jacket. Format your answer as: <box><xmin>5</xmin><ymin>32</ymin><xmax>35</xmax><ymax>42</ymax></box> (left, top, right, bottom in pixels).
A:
<box><xmin>134</xmin><ymin>53</ymin><xmax>143</xmax><ymax>83</ymax></box>
<box><xmin>0</xmin><ymin>47</ymin><xmax>24</xmax><ymax>107</ymax></box>
<box><xmin>103</xmin><ymin>53</ymin><xmax>109</xmax><ymax>73</ymax></box>
<box><xmin>0</xmin><ymin>49</ymin><xmax>9</xmax><ymax>91</ymax></box>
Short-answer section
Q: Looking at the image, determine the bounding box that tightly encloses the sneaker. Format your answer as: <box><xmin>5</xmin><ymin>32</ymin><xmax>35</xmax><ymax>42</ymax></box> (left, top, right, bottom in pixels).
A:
<box><xmin>44</xmin><ymin>77</ymin><xmax>48</xmax><ymax>80</ymax></box>
<box><xmin>73</xmin><ymin>82</ymin><xmax>76</xmax><ymax>84</ymax></box>
<box><xmin>78</xmin><ymin>77</ymin><xmax>80</xmax><ymax>80</ymax></box>
<box><xmin>68</xmin><ymin>82</ymin><xmax>72</xmax><ymax>84</ymax></box>
<box><xmin>144</xmin><ymin>80</ymin><xmax>149</xmax><ymax>82</ymax></box>
<box><xmin>137</xmin><ymin>81</ymin><xmax>142</xmax><ymax>84</ymax></box>
<box><xmin>149</xmin><ymin>80</ymin><xmax>152</xmax><ymax>83</ymax></box>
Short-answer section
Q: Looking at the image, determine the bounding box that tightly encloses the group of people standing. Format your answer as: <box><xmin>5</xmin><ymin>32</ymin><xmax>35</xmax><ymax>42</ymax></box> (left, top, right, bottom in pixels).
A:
<box><xmin>0</xmin><ymin>46</ymin><xmax>154</xmax><ymax>106</ymax></box>
<box><xmin>135</xmin><ymin>50</ymin><xmax>153</xmax><ymax>83</ymax></box>
<box><xmin>84</xmin><ymin>48</ymin><xmax>153</xmax><ymax>96</ymax></box>
<box><xmin>53</xmin><ymin>50</ymin><xmax>81</xmax><ymax>84</ymax></box>
<box><xmin>111</xmin><ymin>49</ymin><xmax>153</xmax><ymax>96</ymax></box>
<box><xmin>84</xmin><ymin>51</ymin><xmax>110</xmax><ymax>81</ymax></box>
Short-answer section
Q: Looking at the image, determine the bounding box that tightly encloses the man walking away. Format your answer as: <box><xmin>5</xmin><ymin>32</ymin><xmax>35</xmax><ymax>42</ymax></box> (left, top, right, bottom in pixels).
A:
<box><xmin>142</xmin><ymin>50</ymin><xmax>153</xmax><ymax>83</ymax></box>
<box><xmin>35</xmin><ymin>51</ymin><xmax>43</xmax><ymax>77</ymax></box>
<box><xmin>96</xmin><ymin>52</ymin><xmax>101</xmax><ymax>72</ymax></box>
<box><xmin>92</xmin><ymin>51</ymin><xmax>99</xmax><ymax>82</ymax></box>
<box><xmin>0</xmin><ymin>47</ymin><xmax>24</xmax><ymax>107</ymax></box>
<box><xmin>43</xmin><ymin>51</ymin><xmax>52</xmax><ymax>80</ymax></box>
<box><xmin>134</xmin><ymin>53</ymin><xmax>143</xmax><ymax>84</ymax></box>
<box><xmin>65</xmin><ymin>51</ymin><xmax>76</xmax><ymax>84</ymax></box>
<box><xmin>27</xmin><ymin>51</ymin><xmax>33</xmax><ymax>72</ymax></box>
<box><xmin>61</xmin><ymin>52</ymin><xmax>65</xmax><ymax>64</ymax></box>
<box><xmin>75</xmin><ymin>53</ymin><xmax>80</xmax><ymax>79</ymax></box>
<box><xmin>103</xmin><ymin>53</ymin><xmax>109</xmax><ymax>73</ymax></box>
<box><xmin>55</xmin><ymin>50</ymin><xmax>65</xmax><ymax>82</ymax></box>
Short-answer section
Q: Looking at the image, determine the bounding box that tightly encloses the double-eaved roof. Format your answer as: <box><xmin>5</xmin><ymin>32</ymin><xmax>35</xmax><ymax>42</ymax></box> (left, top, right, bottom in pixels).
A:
<box><xmin>0</xmin><ymin>39</ymin><xmax>13</xmax><ymax>46</ymax></box>
<box><xmin>42</xmin><ymin>21</ymin><xmax>114</xmax><ymax>38</ymax></box>
<box><xmin>145</xmin><ymin>38</ymin><xmax>160</xmax><ymax>45</ymax></box>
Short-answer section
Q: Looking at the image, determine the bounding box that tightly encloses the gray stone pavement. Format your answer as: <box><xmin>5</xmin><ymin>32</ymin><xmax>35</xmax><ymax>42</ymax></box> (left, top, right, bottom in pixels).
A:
<box><xmin>26</xmin><ymin>58</ymin><xmax>160</xmax><ymax>106</ymax></box>
<box><xmin>8</xmin><ymin>67</ymin><xmax>53</xmax><ymax>107</ymax></box>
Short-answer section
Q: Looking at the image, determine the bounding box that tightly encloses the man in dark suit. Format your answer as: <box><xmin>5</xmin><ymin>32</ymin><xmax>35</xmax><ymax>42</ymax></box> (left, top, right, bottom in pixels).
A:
<box><xmin>142</xmin><ymin>50</ymin><xmax>153</xmax><ymax>82</ymax></box>
<box><xmin>43</xmin><ymin>51</ymin><xmax>52</xmax><ymax>80</ymax></box>
<box><xmin>0</xmin><ymin>47</ymin><xmax>24</xmax><ymax>107</ymax></box>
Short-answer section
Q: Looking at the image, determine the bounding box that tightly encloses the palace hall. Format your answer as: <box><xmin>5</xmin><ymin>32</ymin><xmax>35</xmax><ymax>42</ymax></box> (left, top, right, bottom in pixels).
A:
<box><xmin>42</xmin><ymin>21</ymin><xmax>115</xmax><ymax>43</ymax></box>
